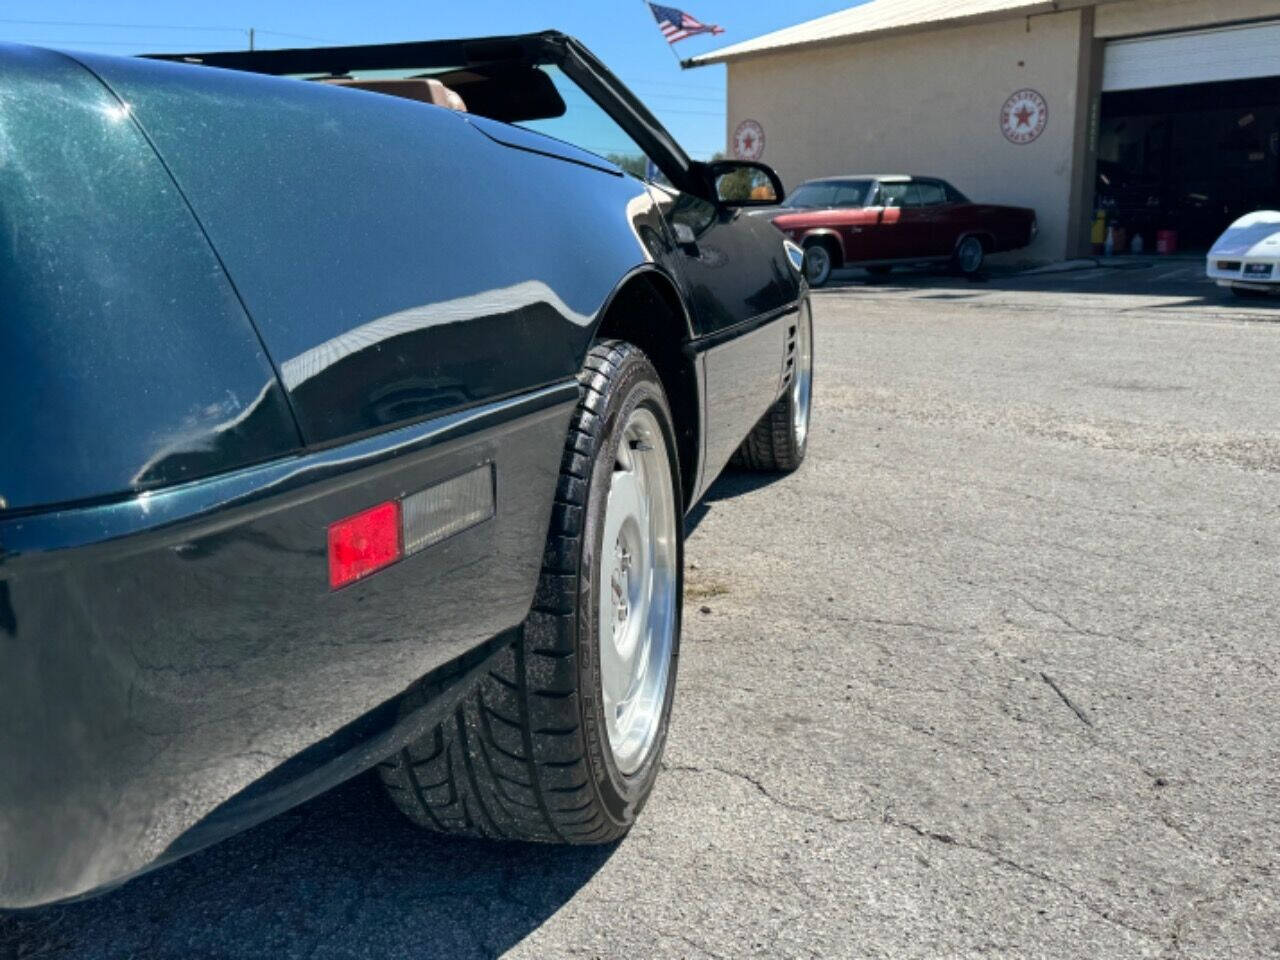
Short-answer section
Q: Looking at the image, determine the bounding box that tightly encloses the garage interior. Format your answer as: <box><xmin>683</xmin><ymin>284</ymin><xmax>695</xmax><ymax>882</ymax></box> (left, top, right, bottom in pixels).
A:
<box><xmin>1096</xmin><ymin>17</ymin><xmax>1280</xmax><ymax>252</ymax></box>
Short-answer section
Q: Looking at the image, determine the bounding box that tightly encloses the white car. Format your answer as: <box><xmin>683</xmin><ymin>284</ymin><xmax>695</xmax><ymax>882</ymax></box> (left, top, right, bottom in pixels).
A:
<box><xmin>1207</xmin><ymin>211</ymin><xmax>1280</xmax><ymax>297</ymax></box>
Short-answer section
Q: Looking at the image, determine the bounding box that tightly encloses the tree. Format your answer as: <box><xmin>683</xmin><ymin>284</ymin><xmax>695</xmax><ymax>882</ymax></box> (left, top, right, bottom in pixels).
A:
<box><xmin>605</xmin><ymin>153</ymin><xmax>648</xmax><ymax>179</ymax></box>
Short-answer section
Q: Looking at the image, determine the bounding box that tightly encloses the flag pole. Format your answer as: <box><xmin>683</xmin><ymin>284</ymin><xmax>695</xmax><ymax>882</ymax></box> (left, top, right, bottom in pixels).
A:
<box><xmin>640</xmin><ymin>0</ymin><xmax>689</xmax><ymax>71</ymax></box>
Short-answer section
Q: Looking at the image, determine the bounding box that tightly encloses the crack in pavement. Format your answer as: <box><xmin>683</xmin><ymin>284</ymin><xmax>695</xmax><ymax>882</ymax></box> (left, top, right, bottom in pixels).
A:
<box><xmin>661</xmin><ymin>762</ymin><xmax>863</xmax><ymax>825</ymax></box>
<box><xmin>858</xmin><ymin>706</ymin><xmax>1007</xmax><ymax>782</ymax></box>
<box><xmin>1040</xmin><ymin>672</ymin><xmax>1093</xmax><ymax>727</ymax></box>
<box><xmin>1011</xmin><ymin>593</ymin><xmax>1138</xmax><ymax>648</ymax></box>
<box><xmin>662</xmin><ymin>762</ymin><xmax>1166</xmax><ymax>945</ymax></box>
<box><xmin>1158</xmin><ymin>871</ymin><xmax>1261</xmax><ymax>959</ymax></box>
<box><xmin>657</xmin><ymin>927</ymin><xmax>734</xmax><ymax>960</ymax></box>
<box><xmin>880</xmin><ymin>813</ymin><xmax>1164</xmax><ymax>945</ymax></box>
<box><xmin>832</xmin><ymin>614</ymin><xmax>972</xmax><ymax>636</ymax></box>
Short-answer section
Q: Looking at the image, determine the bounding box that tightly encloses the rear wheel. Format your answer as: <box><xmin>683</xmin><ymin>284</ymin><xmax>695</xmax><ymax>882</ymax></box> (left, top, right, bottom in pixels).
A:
<box><xmin>379</xmin><ymin>340</ymin><xmax>682</xmax><ymax>843</ymax></box>
<box><xmin>953</xmin><ymin>235</ymin><xmax>985</xmax><ymax>275</ymax></box>
<box><xmin>731</xmin><ymin>303</ymin><xmax>813</xmax><ymax>472</ymax></box>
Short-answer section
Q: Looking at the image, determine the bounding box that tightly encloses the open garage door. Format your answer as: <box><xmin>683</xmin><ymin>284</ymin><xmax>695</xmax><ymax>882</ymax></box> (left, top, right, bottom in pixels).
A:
<box><xmin>1096</xmin><ymin>20</ymin><xmax>1280</xmax><ymax>252</ymax></box>
<box><xmin>1103</xmin><ymin>20</ymin><xmax>1280</xmax><ymax>92</ymax></box>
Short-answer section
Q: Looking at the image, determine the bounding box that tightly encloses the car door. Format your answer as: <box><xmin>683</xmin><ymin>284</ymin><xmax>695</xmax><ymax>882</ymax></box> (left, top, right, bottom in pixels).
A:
<box><xmin>828</xmin><ymin>180</ymin><xmax>882</xmax><ymax>263</ymax></box>
<box><xmin>654</xmin><ymin>186</ymin><xmax>797</xmax><ymax>337</ymax></box>
<box><xmin>912</xmin><ymin>179</ymin><xmax>959</xmax><ymax>257</ymax></box>
<box><xmin>874</xmin><ymin>181</ymin><xmax>932</xmax><ymax>260</ymax></box>
<box><xmin>528</xmin><ymin>42</ymin><xmax>800</xmax><ymax>493</ymax></box>
<box><xmin>649</xmin><ymin>183</ymin><xmax>799</xmax><ymax>491</ymax></box>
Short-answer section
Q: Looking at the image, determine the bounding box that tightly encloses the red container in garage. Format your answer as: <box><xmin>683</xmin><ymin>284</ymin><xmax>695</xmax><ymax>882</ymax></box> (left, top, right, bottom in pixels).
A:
<box><xmin>1156</xmin><ymin>230</ymin><xmax>1178</xmax><ymax>255</ymax></box>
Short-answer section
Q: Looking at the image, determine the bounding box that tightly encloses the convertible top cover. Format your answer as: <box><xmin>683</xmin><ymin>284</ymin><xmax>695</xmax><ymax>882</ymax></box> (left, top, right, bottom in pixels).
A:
<box><xmin>147</xmin><ymin>32</ymin><xmax>696</xmax><ymax>189</ymax></box>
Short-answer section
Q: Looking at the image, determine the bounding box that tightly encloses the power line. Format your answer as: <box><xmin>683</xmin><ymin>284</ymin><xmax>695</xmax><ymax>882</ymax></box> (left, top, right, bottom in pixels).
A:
<box><xmin>0</xmin><ymin>38</ymin><xmax>227</xmax><ymax>49</ymax></box>
<box><xmin>0</xmin><ymin>17</ymin><xmax>241</xmax><ymax>32</ymax></box>
<box><xmin>0</xmin><ymin>16</ymin><xmax>330</xmax><ymax>42</ymax></box>
<box><xmin>622</xmin><ymin>76</ymin><xmax>724</xmax><ymax>92</ymax></box>
<box><xmin>1</xmin><ymin>37</ymin><xmax>179</xmax><ymax>47</ymax></box>
<box><xmin>627</xmin><ymin>90</ymin><xmax>725</xmax><ymax>104</ymax></box>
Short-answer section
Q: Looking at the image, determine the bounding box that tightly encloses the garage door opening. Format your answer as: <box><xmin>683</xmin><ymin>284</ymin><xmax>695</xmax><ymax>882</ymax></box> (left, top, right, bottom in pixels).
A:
<box><xmin>1095</xmin><ymin>20</ymin><xmax>1280</xmax><ymax>253</ymax></box>
<box><xmin>1097</xmin><ymin>76</ymin><xmax>1280</xmax><ymax>252</ymax></box>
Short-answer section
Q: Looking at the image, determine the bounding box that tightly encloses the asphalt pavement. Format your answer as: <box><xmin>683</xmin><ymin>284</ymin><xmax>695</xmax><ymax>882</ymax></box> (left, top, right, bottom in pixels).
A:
<box><xmin>5</xmin><ymin>259</ymin><xmax>1279</xmax><ymax>959</ymax></box>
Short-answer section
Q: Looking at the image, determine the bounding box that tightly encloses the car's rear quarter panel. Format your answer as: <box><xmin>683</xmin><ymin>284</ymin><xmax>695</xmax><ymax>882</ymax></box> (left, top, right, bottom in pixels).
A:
<box><xmin>968</xmin><ymin>204</ymin><xmax>1035</xmax><ymax>251</ymax></box>
<box><xmin>0</xmin><ymin>45</ymin><xmax>301</xmax><ymax>512</ymax></box>
<box><xmin>72</xmin><ymin>52</ymin><xmax>668</xmax><ymax>446</ymax></box>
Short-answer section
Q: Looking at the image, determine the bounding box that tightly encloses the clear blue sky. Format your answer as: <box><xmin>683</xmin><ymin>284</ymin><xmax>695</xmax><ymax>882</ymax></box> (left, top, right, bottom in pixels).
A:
<box><xmin>0</xmin><ymin>1</ymin><xmax>861</xmax><ymax>159</ymax></box>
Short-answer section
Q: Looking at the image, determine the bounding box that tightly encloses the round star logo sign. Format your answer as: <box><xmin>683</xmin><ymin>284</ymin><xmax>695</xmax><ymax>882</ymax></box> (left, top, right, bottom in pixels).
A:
<box><xmin>732</xmin><ymin>119</ymin><xmax>765</xmax><ymax>161</ymax></box>
<box><xmin>1000</xmin><ymin>89</ymin><xmax>1047</xmax><ymax>145</ymax></box>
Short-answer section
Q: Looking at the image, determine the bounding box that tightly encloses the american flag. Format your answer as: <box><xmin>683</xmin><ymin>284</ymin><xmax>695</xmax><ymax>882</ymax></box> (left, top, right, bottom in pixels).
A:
<box><xmin>648</xmin><ymin>3</ymin><xmax>724</xmax><ymax>43</ymax></box>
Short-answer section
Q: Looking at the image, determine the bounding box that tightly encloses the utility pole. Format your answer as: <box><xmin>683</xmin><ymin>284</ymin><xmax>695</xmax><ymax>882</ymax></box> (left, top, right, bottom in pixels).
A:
<box><xmin>248</xmin><ymin>27</ymin><xmax>255</xmax><ymax>51</ymax></box>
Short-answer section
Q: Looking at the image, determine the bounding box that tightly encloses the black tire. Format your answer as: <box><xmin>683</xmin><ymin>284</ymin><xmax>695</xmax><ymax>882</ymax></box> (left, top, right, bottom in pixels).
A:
<box><xmin>1231</xmin><ymin>285</ymin><xmax>1270</xmax><ymax>299</ymax></box>
<box><xmin>731</xmin><ymin>304</ymin><xmax>813</xmax><ymax>473</ymax></box>
<box><xmin>803</xmin><ymin>242</ymin><xmax>834</xmax><ymax>287</ymax></box>
<box><xmin>379</xmin><ymin>340</ymin><xmax>682</xmax><ymax>844</ymax></box>
<box><xmin>952</xmin><ymin>235</ymin><xmax>985</xmax><ymax>276</ymax></box>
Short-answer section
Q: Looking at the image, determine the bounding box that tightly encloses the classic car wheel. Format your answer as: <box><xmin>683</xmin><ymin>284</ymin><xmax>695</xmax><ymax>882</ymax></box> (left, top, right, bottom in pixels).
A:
<box><xmin>731</xmin><ymin>301</ymin><xmax>813</xmax><ymax>472</ymax></box>
<box><xmin>803</xmin><ymin>244</ymin><xmax>833</xmax><ymax>287</ymax></box>
<box><xmin>379</xmin><ymin>340</ymin><xmax>682</xmax><ymax>843</ymax></box>
<box><xmin>954</xmin><ymin>235</ymin><xmax>985</xmax><ymax>275</ymax></box>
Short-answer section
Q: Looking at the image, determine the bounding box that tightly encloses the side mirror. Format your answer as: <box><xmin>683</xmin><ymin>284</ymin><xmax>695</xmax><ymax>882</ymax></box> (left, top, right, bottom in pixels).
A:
<box><xmin>705</xmin><ymin>160</ymin><xmax>785</xmax><ymax>207</ymax></box>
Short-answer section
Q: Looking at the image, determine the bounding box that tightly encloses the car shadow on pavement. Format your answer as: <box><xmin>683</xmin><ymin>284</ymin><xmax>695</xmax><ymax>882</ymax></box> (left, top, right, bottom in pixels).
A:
<box><xmin>685</xmin><ymin>467</ymin><xmax>791</xmax><ymax>536</ymax></box>
<box><xmin>0</xmin><ymin>773</ymin><xmax>616</xmax><ymax>960</ymax></box>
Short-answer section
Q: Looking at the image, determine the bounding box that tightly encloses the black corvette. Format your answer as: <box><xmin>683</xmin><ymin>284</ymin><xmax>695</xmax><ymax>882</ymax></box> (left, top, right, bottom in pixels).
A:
<box><xmin>0</xmin><ymin>32</ymin><xmax>813</xmax><ymax>907</ymax></box>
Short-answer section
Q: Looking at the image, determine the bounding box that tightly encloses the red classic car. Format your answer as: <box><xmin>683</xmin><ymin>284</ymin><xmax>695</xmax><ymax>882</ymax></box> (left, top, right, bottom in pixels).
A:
<box><xmin>767</xmin><ymin>175</ymin><xmax>1038</xmax><ymax>285</ymax></box>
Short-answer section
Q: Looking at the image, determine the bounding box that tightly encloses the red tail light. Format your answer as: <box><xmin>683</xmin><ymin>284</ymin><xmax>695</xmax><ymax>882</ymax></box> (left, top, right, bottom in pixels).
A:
<box><xmin>327</xmin><ymin>500</ymin><xmax>402</xmax><ymax>590</ymax></box>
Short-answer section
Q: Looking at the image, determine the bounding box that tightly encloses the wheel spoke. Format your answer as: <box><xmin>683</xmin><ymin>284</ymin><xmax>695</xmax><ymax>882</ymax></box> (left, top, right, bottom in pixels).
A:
<box><xmin>597</xmin><ymin>407</ymin><xmax>678</xmax><ymax>775</ymax></box>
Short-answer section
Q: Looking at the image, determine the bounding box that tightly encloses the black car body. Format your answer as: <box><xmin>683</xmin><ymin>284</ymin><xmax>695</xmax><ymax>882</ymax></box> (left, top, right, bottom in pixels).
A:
<box><xmin>0</xmin><ymin>33</ymin><xmax>811</xmax><ymax>907</ymax></box>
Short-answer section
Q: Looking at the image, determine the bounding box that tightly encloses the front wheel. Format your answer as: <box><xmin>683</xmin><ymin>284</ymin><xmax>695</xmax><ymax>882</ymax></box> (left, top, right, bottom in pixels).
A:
<box><xmin>803</xmin><ymin>244</ymin><xmax>833</xmax><ymax>287</ymax></box>
<box><xmin>732</xmin><ymin>302</ymin><xmax>813</xmax><ymax>472</ymax></box>
<box><xmin>379</xmin><ymin>340</ymin><xmax>682</xmax><ymax>843</ymax></box>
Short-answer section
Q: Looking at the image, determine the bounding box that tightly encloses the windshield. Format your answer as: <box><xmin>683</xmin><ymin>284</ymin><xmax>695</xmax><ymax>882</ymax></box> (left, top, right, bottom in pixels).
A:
<box><xmin>785</xmin><ymin>179</ymin><xmax>875</xmax><ymax>209</ymax></box>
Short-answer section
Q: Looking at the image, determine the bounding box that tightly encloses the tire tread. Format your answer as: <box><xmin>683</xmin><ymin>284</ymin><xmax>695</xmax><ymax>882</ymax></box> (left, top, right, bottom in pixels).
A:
<box><xmin>379</xmin><ymin>339</ymin><xmax>663</xmax><ymax>844</ymax></box>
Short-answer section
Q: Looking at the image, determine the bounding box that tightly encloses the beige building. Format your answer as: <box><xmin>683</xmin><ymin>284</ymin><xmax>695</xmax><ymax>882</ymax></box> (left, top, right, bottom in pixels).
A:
<box><xmin>693</xmin><ymin>0</ymin><xmax>1280</xmax><ymax>261</ymax></box>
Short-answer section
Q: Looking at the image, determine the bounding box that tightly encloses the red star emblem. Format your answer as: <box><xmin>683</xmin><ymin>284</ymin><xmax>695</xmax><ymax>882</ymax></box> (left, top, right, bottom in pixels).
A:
<box><xmin>1014</xmin><ymin>105</ymin><xmax>1035</xmax><ymax>128</ymax></box>
<box><xmin>741</xmin><ymin>134</ymin><xmax>754</xmax><ymax>152</ymax></box>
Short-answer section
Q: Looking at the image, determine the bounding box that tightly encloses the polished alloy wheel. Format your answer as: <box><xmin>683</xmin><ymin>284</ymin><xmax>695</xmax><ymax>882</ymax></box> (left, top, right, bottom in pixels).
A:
<box><xmin>791</xmin><ymin>308</ymin><xmax>812</xmax><ymax>451</ymax></box>
<box><xmin>599</xmin><ymin>406</ymin><xmax>678</xmax><ymax>775</ymax></box>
